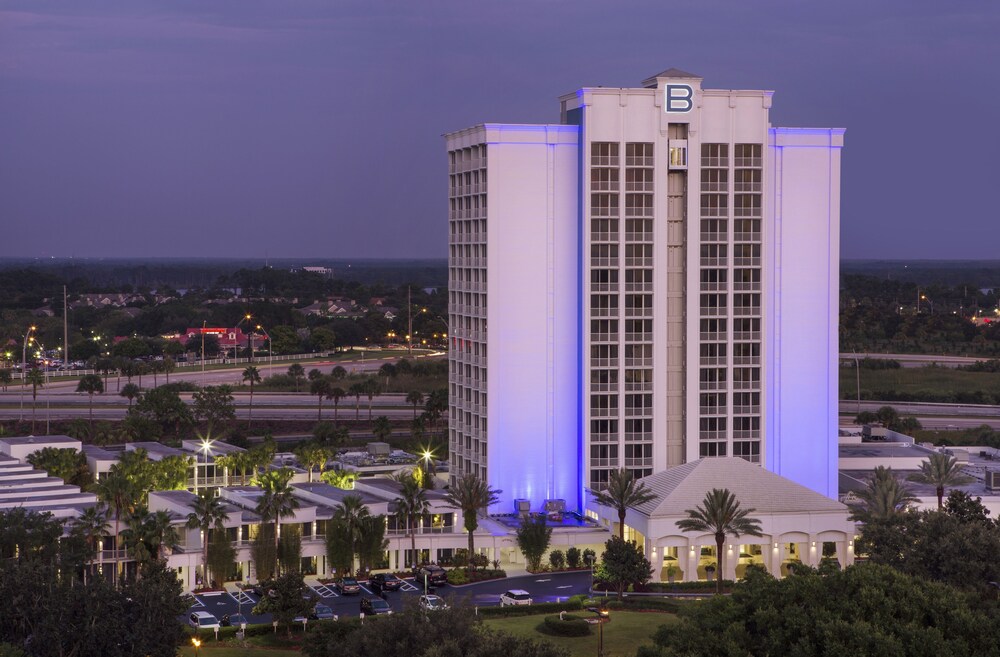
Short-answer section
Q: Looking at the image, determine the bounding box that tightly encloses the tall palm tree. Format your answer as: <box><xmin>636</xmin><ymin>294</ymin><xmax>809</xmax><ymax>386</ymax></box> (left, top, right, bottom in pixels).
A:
<box><xmin>70</xmin><ymin>503</ymin><xmax>110</xmax><ymax>585</ymax></box>
<box><xmin>363</xmin><ymin>377</ymin><xmax>381</xmax><ymax>421</ymax></box>
<box><xmin>76</xmin><ymin>373</ymin><xmax>104</xmax><ymax>429</ymax></box>
<box><xmin>94</xmin><ymin>471</ymin><xmax>136</xmax><ymax>588</ymax></box>
<box><xmin>255</xmin><ymin>468</ymin><xmax>300</xmax><ymax>577</ymax></box>
<box><xmin>907</xmin><ymin>452</ymin><xmax>974</xmax><ymax>510</ymax></box>
<box><xmin>676</xmin><ymin>488</ymin><xmax>763</xmax><ymax>594</ymax></box>
<box><xmin>242</xmin><ymin>366</ymin><xmax>261</xmax><ymax>429</ymax></box>
<box><xmin>349</xmin><ymin>383</ymin><xmax>364</xmax><ymax>420</ymax></box>
<box><xmin>328</xmin><ymin>387</ymin><xmax>346</xmax><ymax>423</ymax></box>
<box><xmin>852</xmin><ymin>466</ymin><xmax>918</xmax><ymax>521</ymax></box>
<box><xmin>26</xmin><ymin>367</ymin><xmax>44</xmax><ymax>434</ymax></box>
<box><xmin>392</xmin><ymin>473</ymin><xmax>429</xmax><ymax>568</ymax></box>
<box><xmin>591</xmin><ymin>467</ymin><xmax>657</xmax><ymax>540</ymax></box>
<box><xmin>146</xmin><ymin>509</ymin><xmax>181</xmax><ymax>561</ymax></box>
<box><xmin>288</xmin><ymin>363</ymin><xmax>305</xmax><ymax>392</ymax></box>
<box><xmin>186</xmin><ymin>494</ymin><xmax>230</xmax><ymax>588</ymax></box>
<box><xmin>406</xmin><ymin>391</ymin><xmax>424</xmax><ymax>420</ymax></box>
<box><xmin>310</xmin><ymin>376</ymin><xmax>332</xmax><ymax>421</ymax></box>
<box><xmin>120</xmin><ymin>383</ymin><xmax>141</xmax><ymax>409</ymax></box>
<box><xmin>444</xmin><ymin>473</ymin><xmax>501</xmax><ymax>570</ymax></box>
<box><xmin>120</xmin><ymin>506</ymin><xmax>154</xmax><ymax>579</ymax></box>
<box><xmin>162</xmin><ymin>356</ymin><xmax>176</xmax><ymax>384</ymax></box>
<box><xmin>333</xmin><ymin>494</ymin><xmax>371</xmax><ymax>575</ymax></box>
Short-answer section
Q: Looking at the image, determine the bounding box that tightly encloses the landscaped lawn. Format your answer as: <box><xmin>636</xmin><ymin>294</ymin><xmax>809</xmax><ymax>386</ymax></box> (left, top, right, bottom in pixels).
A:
<box><xmin>178</xmin><ymin>648</ymin><xmax>300</xmax><ymax>656</ymax></box>
<box><xmin>483</xmin><ymin>610</ymin><xmax>677</xmax><ymax>657</ymax></box>
<box><xmin>839</xmin><ymin>365</ymin><xmax>1000</xmax><ymax>403</ymax></box>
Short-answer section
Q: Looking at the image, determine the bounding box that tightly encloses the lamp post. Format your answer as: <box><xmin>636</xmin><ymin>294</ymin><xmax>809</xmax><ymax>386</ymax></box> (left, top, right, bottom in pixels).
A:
<box><xmin>19</xmin><ymin>325</ymin><xmax>36</xmax><ymax>422</ymax></box>
<box><xmin>191</xmin><ymin>637</ymin><xmax>201</xmax><ymax>656</ymax></box>
<box><xmin>255</xmin><ymin>324</ymin><xmax>272</xmax><ymax>378</ymax></box>
<box><xmin>234</xmin><ymin>313</ymin><xmax>252</xmax><ymax>363</ymax></box>
<box><xmin>200</xmin><ymin>437</ymin><xmax>214</xmax><ymax>491</ymax></box>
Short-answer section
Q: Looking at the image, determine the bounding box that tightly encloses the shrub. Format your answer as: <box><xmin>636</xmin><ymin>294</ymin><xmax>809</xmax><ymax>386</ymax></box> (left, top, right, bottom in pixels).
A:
<box><xmin>582</xmin><ymin>548</ymin><xmax>597</xmax><ymax>566</ymax></box>
<box><xmin>549</xmin><ymin>550</ymin><xmax>565</xmax><ymax>570</ymax></box>
<box><xmin>447</xmin><ymin>568</ymin><xmax>469</xmax><ymax>585</ymax></box>
<box><xmin>566</xmin><ymin>547</ymin><xmax>581</xmax><ymax>569</ymax></box>
<box><xmin>541</xmin><ymin>614</ymin><xmax>591</xmax><ymax>637</ymax></box>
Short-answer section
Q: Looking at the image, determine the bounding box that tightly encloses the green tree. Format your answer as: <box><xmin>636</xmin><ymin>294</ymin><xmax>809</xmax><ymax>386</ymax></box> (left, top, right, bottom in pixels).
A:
<box><xmin>153</xmin><ymin>454</ymin><xmax>193</xmax><ymax>491</ymax></box>
<box><xmin>26</xmin><ymin>447</ymin><xmax>91</xmax><ymax>487</ymax></box>
<box><xmin>328</xmin><ymin>386</ymin><xmax>346</xmax><ymax>423</ymax></box>
<box><xmin>0</xmin><ymin>369</ymin><xmax>11</xmax><ymax>392</ymax></box>
<box><xmin>324</xmin><ymin>516</ymin><xmax>354</xmax><ymax>577</ymax></box>
<box><xmin>637</xmin><ymin>563</ymin><xmax>1000</xmax><ymax>657</ymax></box>
<box><xmin>356</xmin><ymin>513</ymin><xmax>389</xmax><ymax>573</ymax></box>
<box><xmin>349</xmin><ymin>382</ymin><xmax>364</xmax><ymax>420</ymax></box>
<box><xmin>311</xmin><ymin>376</ymin><xmax>332</xmax><ymax>421</ymax></box>
<box><xmin>332</xmin><ymin>494</ymin><xmax>372</xmax><ymax>575</ymax></box>
<box><xmin>294</xmin><ymin>442</ymin><xmax>331</xmax><ymax>483</ymax></box>
<box><xmin>406</xmin><ymin>390</ymin><xmax>424</xmax><ymax>419</ymax></box>
<box><xmin>907</xmin><ymin>452</ymin><xmax>974</xmax><ymax>509</ymax></box>
<box><xmin>206</xmin><ymin>524</ymin><xmax>237</xmax><ymax>586</ymax></box>
<box><xmin>68</xmin><ymin>503</ymin><xmax>110</xmax><ymax>585</ymax></box>
<box><xmin>363</xmin><ymin>376</ymin><xmax>381</xmax><ymax>421</ymax></box>
<box><xmin>133</xmin><ymin>386</ymin><xmax>193</xmax><ymax>435</ymax></box>
<box><xmin>93</xmin><ymin>470</ymin><xmax>136</xmax><ymax>588</ymax></box>
<box><xmin>330</xmin><ymin>365</ymin><xmax>347</xmax><ymax>381</ymax></box>
<box><xmin>310</xmin><ymin>327</ymin><xmax>337</xmax><ymax>352</ymax></box>
<box><xmin>192</xmin><ymin>384</ymin><xmax>236</xmax><ymax>426</ymax></box>
<box><xmin>278</xmin><ymin>523</ymin><xmax>303</xmax><ymax>574</ymax></box>
<box><xmin>392</xmin><ymin>473</ymin><xmax>429</xmax><ymax>568</ymax></box>
<box><xmin>120</xmin><ymin>506</ymin><xmax>155</xmax><ymax>577</ymax></box>
<box><xmin>26</xmin><ymin>367</ymin><xmax>44</xmax><ymax>434</ymax></box>
<box><xmin>372</xmin><ymin>414</ymin><xmax>392</xmax><ymax>441</ymax></box>
<box><xmin>186</xmin><ymin>493</ymin><xmax>230</xmax><ymax>587</ymax></box>
<box><xmin>444</xmin><ymin>474</ymin><xmax>501</xmax><ymax>571</ymax></box>
<box><xmin>676</xmin><ymin>488</ymin><xmax>763</xmax><ymax>594</ymax></box>
<box><xmin>162</xmin><ymin>356</ymin><xmax>176</xmax><ymax>383</ymax></box>
<box><xmin>516</xmin><ymin>514</ymin><xmax>553</xmax><ymax>572</ymax></box>
<box><xmin>288</xmin><ymin>363</ymin><xmax>306</xmax><ymax>392</ymax></box>
<box><xmin>242</xmin><ymin>365</ymin><xmax>262</xmax><ymax>429</ymax></box>
<box><xmin>322</xmin><ymin>468</ymin><xmax>357</xmax><ymax>490</ymax></box>
<box><xmin>144</xmin><ymin>509</ymin><xmax>181</xmax><ymax>562</ymax></box>
<box><xmin>255</xmin><ymin>468</ymin><xmax>300</xmax><ymax>579</ymax></box>
<box><xmin>591</xmin><ymin>467</ymin><xmax>657</xmax><ymax>540</ymax></box>
<box><xmin>851</xmin><ymin>465</ymin><xmax>918</xmax><ymax>522</ymax></box>
<box><xmin>252</xmin><ymin>572</ymin><xmax>317</xmax><ymax>637</ymax></box>
<box><xmin>269</xmin><ymin>325</ymin><xmax>301</xmax><ymax>354</ymax></box>
<box><xmin>119</xmin><ymin>382</ymin><xmax>140</xmax><ymax>408</ymax></box>
<box><xmin>598</xmin><ymin>536</ymin><xmax>652</xmax><ymax>600</ymax></box>
<box><xmin>75</xmin><ymin>373</ymin><xmax>104</xmax><ymax>428</ymax></box>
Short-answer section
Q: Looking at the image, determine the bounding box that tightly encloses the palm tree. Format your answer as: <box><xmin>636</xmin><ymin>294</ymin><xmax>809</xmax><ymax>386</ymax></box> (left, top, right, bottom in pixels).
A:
<box><xmin>349</xmin><ymin>383</ymin><xmax>364</xmax><ymax>420</ymax></box>
<box><xmin>287</xmin><ymin>363</ymin><xmax>305</xmax><ymax>392</ymax></box>
<box><xmin>76</xmin><ymin>373</ymin><xmax>104</xmax><ymax>429</ymax></box>
<box><xmin>26</xmin><ymin>367</ymin><xmax>44</xmax><ymax>433</ymax></box>
<box><xmin>591</xmin><ymin>467</ymin><xmax>657</xmax><ymax>540</ymax></box>
<box><xmin>310</xmin><ymin>376</ymin><xmax>332</xmax><ymax>421</ymax></box>
<box><xmin>333</xmin><ymin>494</ymin><xmax>371</xmax><ymax>575</ymax></box>
<box><xmin>146</xmin><ymin>509</ymin><xmax>180</xmax><ymax>561</ymax></box>
<box><xmin>255</xmin><ymin>468</ymin><xmax>300</xmax><ymax>577</ymax></box>
<box><xmin>94</xmin><ymin>471</ymin><xmax>136</xmax><ymax>588</ymax></box>
<box><xmin>392</xmin><ymin>473</ymin><xmax>429</xmax><ymax>568</ymax></box>
<box><xmin>70</xmin><ymin>503</ymin><xmax>110</xmax><ymax>585</ymax></box>
<box><xmin>294</xmin><ymin>443</ymin><xmax>330</xmax><ymax>483</ymax></box>
<box><xmin>363</xmin><ymin>376</ymin><xmax>381</xmax><ymax>421</ymax></box>
<box><xmin>444</xmin><ymin>473</ymin><xmax>501</xmax><ymax>570</ymax></box>
<box><xmin>853</xmin><ymin>466</ymin><xmax>918</xmax><ymax>521</ymax></box>
<box><xmin>328</xmin><ymin>387</ymin><xmax>346</xmax><ymax>423</ymax></box>
<box><xmin>242</xmin><ymin>366</ymin><xmax>261</xmax><ymax>429</ymax></box>
<box><xmin>676</xmin><ymin>488</ymin><xmax>763</xmax><ymax>594</ymax></box>
<box><xmin>406</xmin><ymin>391</ymin><xmax>424</xmax><ymax>419</ymax></box>
<box><xmin>186</xmin><ymin>494</ymin><xmax>229</xmax><ymax>588</ymax></box>
<box><xmin>330</xmin><ymin>365</ymin><xmax>347</xmax><ymax>382</ymax></box>
<box><xmin>162</xmin><ymin>356</ymin><xmax>176</xmax><ymax>384</ymax></box>
<box><xmin>907</xmin><ymin>452</ymin><xmax>974</xmax><ymax>510</ymax></box>
<box><xmin>121</xmin><ymin>506</ymin><xmax>155</xmax><ymax>578</ymax></box>
<box><xmin>120</xmin><ymin>383</ymin><xmax>141</xmax><ymax>408</ymax></box>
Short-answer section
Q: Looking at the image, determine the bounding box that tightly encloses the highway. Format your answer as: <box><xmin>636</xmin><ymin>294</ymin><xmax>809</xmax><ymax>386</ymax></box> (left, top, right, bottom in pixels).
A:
<box><xmin>839</xmin><ymin>352</ymin><xmax>986</xmax><ymax>368</ymax></box>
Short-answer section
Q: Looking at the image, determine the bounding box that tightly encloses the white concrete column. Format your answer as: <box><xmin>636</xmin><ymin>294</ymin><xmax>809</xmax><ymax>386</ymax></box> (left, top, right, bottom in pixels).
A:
<box><xmin>648</xmin><ymin>543</ymin><xmax>661</xmax><ymax>583</ymax></box>
<box><xmin>685</xmin><ymin>544</ymin><xmax>699</xmax><ymax>582</ymax></box>
<box><xmin>723</xmin><ymin>543</ymin><xmax>738</xmax><ymax>582</ymax></box>
<box><xmin>767</xmin><ymin>541</ymin><xmax>781</xmax><ymax>577</ymax></box>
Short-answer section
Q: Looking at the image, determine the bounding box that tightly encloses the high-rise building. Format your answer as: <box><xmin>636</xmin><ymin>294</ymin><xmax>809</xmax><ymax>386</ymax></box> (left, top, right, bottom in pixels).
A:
<box><xmin>446</xmin><ymin>68</ymin><xmax>843</xmax><ymax>513</ymax></box>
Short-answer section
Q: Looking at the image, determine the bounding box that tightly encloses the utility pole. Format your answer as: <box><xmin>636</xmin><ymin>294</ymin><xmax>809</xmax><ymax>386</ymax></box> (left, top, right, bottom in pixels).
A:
<box><xmin>63</xmin><ymin>286</ymin><xmax>69</xmax><ymax>368</ymax></box>
<box><xmin>407</xmin><ymin>287</ymin><xmax>413</xmax><ymax>357</ymax></box>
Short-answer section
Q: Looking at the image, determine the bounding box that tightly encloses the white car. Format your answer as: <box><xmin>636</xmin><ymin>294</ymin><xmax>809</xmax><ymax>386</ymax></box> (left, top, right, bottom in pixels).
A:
<box><xmin>499</xmin><ymin>589</ymin><xmax>533</xmax><ymax>606</ymax></box>
<box><xmin>188</xmin><ymin>611</ymin><xmax>220</xmax><ymax>630</ymax></box>
<box><xmin>419</xmin><ymin>594</ymin><xmax>448</xmax><ymax>611</ymax></box>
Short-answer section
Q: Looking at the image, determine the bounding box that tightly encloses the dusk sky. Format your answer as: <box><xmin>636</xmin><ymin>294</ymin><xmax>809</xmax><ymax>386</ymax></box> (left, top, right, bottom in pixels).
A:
<box><xmin>1</xmin><ymin>1</ymin><xmax>997</xmax><ymax>260</ymax></box>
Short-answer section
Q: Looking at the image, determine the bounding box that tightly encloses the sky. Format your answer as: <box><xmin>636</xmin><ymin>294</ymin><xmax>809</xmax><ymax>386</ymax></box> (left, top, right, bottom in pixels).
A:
<box><xmin>0</xmin><ymin>1</ymin><xmax>998</xmax><ymax>260</ymax></box>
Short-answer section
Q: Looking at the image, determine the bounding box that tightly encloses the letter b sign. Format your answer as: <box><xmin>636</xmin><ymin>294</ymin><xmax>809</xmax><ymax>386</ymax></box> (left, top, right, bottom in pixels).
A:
<box><xmin>665</xmin><ymin>84</ymin><xmax>693</xmax><ymax>113</ymax></box>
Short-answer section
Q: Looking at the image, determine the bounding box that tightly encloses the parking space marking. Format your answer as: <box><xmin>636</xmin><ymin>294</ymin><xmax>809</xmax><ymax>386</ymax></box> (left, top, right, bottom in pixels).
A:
<box><xmin>230</xmin><ymin>591</ymin><xmax>255</xmax><ymax>605</ymax></box>
<box><xmin>312</xmin><ymin>584</ymin><xmax>338</xmax><ymax>598</ymax></box>
<box><xmin>190</xmin><ymin>597</ymin><xmax>205</xmax><ymax>608</ymax></box>
<box><xmin>358</xmin><ymin>584</ymin><xmax>374</xmax><ymax>595</ymax></box>
<box><xmin>399</xmin><ymin>581</ymin><xmax>419</xmax><ymax>592</ymax></box>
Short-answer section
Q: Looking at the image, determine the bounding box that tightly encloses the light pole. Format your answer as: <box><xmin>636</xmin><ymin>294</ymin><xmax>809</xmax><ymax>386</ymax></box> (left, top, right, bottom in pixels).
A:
<box><xmin>19</xmin><ymin>325</ymin><xmax>36</xmax><ymax>422</ymax></box>
<box><xmin>200</xmin><ymin>437</ymin><xmax>214</xmax><ymax>491</ymax></box>
<box><xmin>201</xmin><ymin>320</ymin><xmax>207</xmax><ymax>380</ymax></box>
<box><xmin>255</xmin><ymin>324</ymin><xmax>272</xmax><ymax>378</ymax></box>
<box><xmin>233</xmin><ymin>313</ymin><xmax>252</xmax><ymax>363</ymax></box>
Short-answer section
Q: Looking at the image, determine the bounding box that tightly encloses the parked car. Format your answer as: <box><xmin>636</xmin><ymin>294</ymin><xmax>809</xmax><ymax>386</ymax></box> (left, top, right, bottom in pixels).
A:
<box><xmin>360</xmin><ymin>596</ymin><xmax>393</xmax><ymax>615</ymax></box>
<box><xmin>188</xmin><ymin>611</ymin><xmax>220</xmax><ymax>629</ymax></box>
<box><xmin>313</xmin><ymin>604</ymin><xmax>337</xmax><ymax>621</ymax></box>
<box><xmin>370</xmin><ymin>573</ymin><xmax>403</xmax><ymax>593</ymax></box>
<box><xmin>499</xmin><ymin>590</ymin><xmax>533</xmax><ymax>606</ymax></box>
<box><xmin>220</xmin><ymin>613</ymin><xmax>248</xmax><ymax>627</ymax></box>
<box><xmin>336</xmin><ymin>576</ymin><xmax>361</xmax><ymax>595</ymax></box>
<box><xmin>417</xmin><ymin>565</ymin><xmax>448</xmax><ymax>588</ymax></box>
<box><xmin>419</xmin><ymin>594</ymin><xmax>448</xmax><ymax>611</ymax></box>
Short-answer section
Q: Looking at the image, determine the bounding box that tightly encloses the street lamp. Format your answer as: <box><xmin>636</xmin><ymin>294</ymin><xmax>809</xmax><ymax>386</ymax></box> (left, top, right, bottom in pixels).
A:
<box><xmin>191</xmin><ymin>637</ymin><xmax>201</xmax><ymax>656</ymax></box>
<box><xmin>233</xmin><ymin>313</ymin><xmax>252</xmax><ymax>363</ymax></box>
<box><xmin>255</xmin><ymin>324</ymin><xmax>272</xmax><ymax>378</ymax></box>
<box><xmin>195</xmin><ymin>436</ymin><xmax>214</xmax><ymax>493</ymax></box>
<box><xmin>19</xmin><ymin>325</ymin><xmax>36</xmax><ymax>422</ymax></box>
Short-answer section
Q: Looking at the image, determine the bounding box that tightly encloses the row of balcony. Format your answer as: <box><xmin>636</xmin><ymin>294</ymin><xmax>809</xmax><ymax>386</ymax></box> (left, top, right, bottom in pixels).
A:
<box><xmin>450</xmin><ymin>280</ymin><xmax>486</xmax><ymax>293</ymax></box>
<box><xmin>700</xmin><ymin>406</ymin><xmax>761</xmax><ymax>415</ymax></box>
<box><xmin>450</xmin><ymin>209</ymin><xmax>487</xmax><ymax>220</ymax></box>
<box><xmin>449</xmin><ymin>183</ymin><xmax>486</xmax><ymax>196</ymax></box>
<box><xmin>449</xmin><ymin>232</ymin><xmax>486</xmax><ymax>245</ymax></box>
<box><xmin>449</xmin><ymin>159</ymin><xmax>487</xmax><ymax>174</ymax></box>
<box><xmin>451</xmin><ymin>257</ymin><xmax>487</xmax><ymax>268</ymax></box>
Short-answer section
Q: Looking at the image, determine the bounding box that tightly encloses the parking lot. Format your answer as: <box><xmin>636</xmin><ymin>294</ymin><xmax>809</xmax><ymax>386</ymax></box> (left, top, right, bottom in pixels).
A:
<box><xmin>182</xmin><ymin>570</ymin><xmax>593</xmax><ymax>627</ymax></box>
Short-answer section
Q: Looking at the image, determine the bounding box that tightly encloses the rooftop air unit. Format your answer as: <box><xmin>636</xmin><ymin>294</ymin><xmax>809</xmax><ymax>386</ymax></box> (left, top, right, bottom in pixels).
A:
<box><xmin>544</xmin><ymin>499</ymin><xmax>566</xmax><ymax>514</ymax></box>
<box><xmin>514</xmin><ymin>499</ymin><xmax>531</xmax><ymax>516</ymax></box>
<box><xmin>986</xmin><ymin>469</ymin><xmax>1000</xmax><ymax>492</ymax></box>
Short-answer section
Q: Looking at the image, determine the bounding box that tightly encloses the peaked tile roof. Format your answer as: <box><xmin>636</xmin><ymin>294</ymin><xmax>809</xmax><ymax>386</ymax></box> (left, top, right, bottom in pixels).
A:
<box><xmin>632</xmin><ymin>458</ymin><xmax>846</xmax><ymax>517</ymax></box>
<box><xmin>641</xmin><ymin>68</ymin><xmax>701</xmax><ymax>87</ymax></box>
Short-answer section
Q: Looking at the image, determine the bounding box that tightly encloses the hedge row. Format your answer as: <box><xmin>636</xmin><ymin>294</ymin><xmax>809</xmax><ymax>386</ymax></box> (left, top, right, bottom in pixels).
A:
<box><xmin>541</xmin><ymin>615</ymin><xmax>591</xmax><ymax>637</ymax></box>
<box><xmin>476</xmin><ymin>599</ymin><xmax>584</xmax><ymax>618</ymax></box>
<box><xmin>605</xmin><ymin>598</ymin><xmax>682</xmax><ymax>613</ymax></box>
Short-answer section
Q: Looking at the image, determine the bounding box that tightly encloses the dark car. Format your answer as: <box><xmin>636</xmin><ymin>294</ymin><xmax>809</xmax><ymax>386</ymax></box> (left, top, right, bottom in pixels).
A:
<box><xmin>336</xmin><ymin>577</ymin><xmax>361</xmax><ymax>595</ymax></box>
<box><xmin>417</xmin><ymin>565</ymin><xmax>448</xmax><ymax>588</ymax></box>
<box><xmin>370</xmin><ymin>573</ymin><xmax>403</xmax><ymax>593</ymax></box>
<box><xmin>360</xmin><ymin>596</ymin><xmax>393</xmax><ymax>616</ymax></box>
<box><xmin>220</xmin><ymin>613</ymin><xmax>249</xmax><ymax>627</ymax></box>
